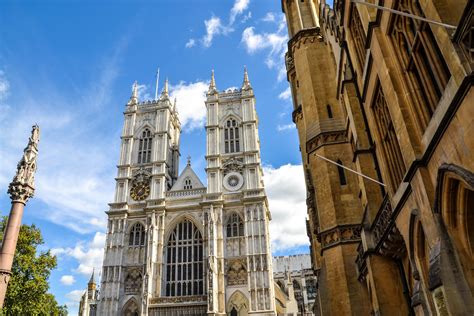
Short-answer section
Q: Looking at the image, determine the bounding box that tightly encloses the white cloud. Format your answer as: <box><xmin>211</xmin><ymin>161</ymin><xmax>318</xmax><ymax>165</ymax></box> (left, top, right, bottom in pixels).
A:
<box><xmin>202</xmin><ymin>16</ymin><xmax>232</xmax><ymax>48</ymax></box>
<box><xmin>278</xmin><ymin>87</ymin><xmax>291</xmax><ymax>100</ymax></box>
<box><xmin>230</xmin><ymin>0</ymin><xmax>250</xmax><ymax>25</ymax></box>
<box><xmin>0</xmin><ymin>71</ymin><xmax>9</xmax><ymax>101</ymax></box>
<box><xmin>60</xmin><ymin>275</ymin><xmax>76</xmax><ymax>286</ymax></box>
<box><xmin>52</xmin><ymin>232</ymin><xmax>105</xmax><ymax>276</ymax></box>
<box><xmin>240</xmin><ymin>11</ymin><xmax>252</xmax><ymax>24</ymax></box>
<box><xmin>264</xmin><ymin>164</ymin><xmax>309</xmax><ymax>251</ymax></box>
<box><xmin>170</xmin><ymin>80</ymin><xmax>208</xmax><ymax>131</ymax></box>
<box><xmin>136</xmin><ymin>83</ymin><xmax>152</xmax><ymax>101</ymax></box>
<box><xmin>199</xmin><ymin>0</ymin><xmax>250</xmax><ymax>48</ymax></box>
<box><xmin>185</xmin><ymin>38</ymin><xmax>196</xmax><ymax>48</ymax></box>
<box><xmin>0</xmin><ymin>36</ymin><xmax>128</xmax><ymax>233</ymax></box>
<box><xmin>262</xmin><ymin>12</ymin><xmax>276</xmax><ymax>22</ymax></box>
<box><xmin>277</xmin><ymin>124</ymin><xmax>295</xmax><ymax>131</ymax></box>
<box><xmin>241</xmin><ymin>20</ymin><xmax>288</xmax><ymax>81</ymax></box>
<box><xmin>65</xmin><ymin>289</ymin><xmax>84</xmax><ymax>302</ymax></box>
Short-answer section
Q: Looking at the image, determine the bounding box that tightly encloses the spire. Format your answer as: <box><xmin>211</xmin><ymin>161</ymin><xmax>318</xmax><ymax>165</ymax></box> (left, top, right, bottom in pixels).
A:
<box><xmin>187</xmin><ymin>155</ymin><xmax>191</xmax><ymax>166</ymax></box>
<box><xmin>242</xmin><ymin>66</ymin><xmax>251</xmax><ymax>90</ymax></box>
<box><xmin>160</xmin><ymin>78</ymin><xmax>169</xmax><ymax>100</ymax></box>
<box><xmin>173</xmin><ymin>97</ymin><xmax>178</xmax><ymax>112</ymax></box>
<box><xmin>128</xmin><ymin>81</ymin><xmax>138</xmax><ymax>105</ymax></box>
<box><xmin>208</xmin><ymin>69</ymin><xmax>217</xmax><ymax>95</ymax></box>
<box><xmin>88</xmin><ymin>268</ymin><xmax>95</xmax><ymax>285</ymax></box>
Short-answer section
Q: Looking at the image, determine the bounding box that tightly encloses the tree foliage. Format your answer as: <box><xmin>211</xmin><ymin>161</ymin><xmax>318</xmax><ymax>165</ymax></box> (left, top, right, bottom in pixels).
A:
<box><xmin>0</xmin><ymin>216</ymin><xmax>67</xmax><ymax>315</ymax></box>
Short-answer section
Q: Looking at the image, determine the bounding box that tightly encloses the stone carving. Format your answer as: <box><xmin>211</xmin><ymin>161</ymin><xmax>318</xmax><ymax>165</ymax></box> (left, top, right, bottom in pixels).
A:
<box><xmin>292</xmin><ymin>105</ymin><xmax>302</xmax><ymax>123</ymax></box>
<box><xmin>285</xmin><ymin>53</ymin><xmax>295</xmax><ymax>72</ymax></box>
<box><xmin>8</xmin><ymin>125</ymin><xmax>40</xmax><ymax>203</ymax></box>
<box><xmin>306</xmin><ymin>130</ymin><xmax>347</xmax><ymax>154</ymax></box>
<box><xmin>379</xmin><ymin>226</ymin><xmax>406</xmax><ymax>259</ymax></box>
<box><xmin>149</xmin><ymin>295</ymin><xmax>206</xmax><ymax>304</ymax></box>
<box><xmin>319</xmin><ymin>225</ymin><xmax>362</xmax><ymax>249</ymax></box>
<box><xmin>124</xmin><ymin>269</ymin><xmax>142</xmax><ymax>294</ymax></box>
<box><xmin>227</xmin><ymin>259</ymin><xmax>247</xmax><ymax>286</ymax></box>
<box><xmin>135</xmin><ymin>113</ymin><xmax>156</xmax><ymax>131</ymax></box>
<box><xmin>372</xmin><ymin>197</ymin><xmax>392</xmax><ymax>246</ymax></box>
<box><xmin>222</xmin><ymin>157</ymin><xmax>244</xmax><ymax>175</ymax></box>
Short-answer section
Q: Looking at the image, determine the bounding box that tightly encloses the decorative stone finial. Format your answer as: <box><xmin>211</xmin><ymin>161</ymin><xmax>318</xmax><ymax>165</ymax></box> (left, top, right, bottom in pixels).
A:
<box><xmin>8</xmin><ymin>125</ymin><xmax>40</xmax><ymax>204</ymax></box>
<box><xmin>187</xmin><ymin>155</ymin><xmax>191</xmax><ymax>166</ymax></box>
<box><xmin>173</xmin><ymin>97</ymin><xmax>178</xmax><ymax>112</ymax></box>
<box><xmin>89</xmin><ymin>268</ymin><xmax>95</xmax><ymax>285</ymax></box>
<box><xmin>160</xmin><ymin>78</ymin><xmax>169</xmax><ymax>100</ymax></box>
<box><xmin>208</xmin><ymin>70</ymin><xmax>217</xmax><ymax>95</ymax></box>
<box><xmin>242</xmin><ymin>66</ymin><xmax>251</xmax><ymax>90</ymax></box>
<box><xmin>128</xmin><ymin>81</ymin><xmax>138</xmax><ymax>105</ymax></box>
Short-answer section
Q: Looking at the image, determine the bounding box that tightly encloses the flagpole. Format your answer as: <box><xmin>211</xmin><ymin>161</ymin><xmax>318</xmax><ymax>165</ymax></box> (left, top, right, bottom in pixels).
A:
<box><xmin>155</xmin><ymin>68</ymin><xmax>160</xmax><ymax>100</ymax></box>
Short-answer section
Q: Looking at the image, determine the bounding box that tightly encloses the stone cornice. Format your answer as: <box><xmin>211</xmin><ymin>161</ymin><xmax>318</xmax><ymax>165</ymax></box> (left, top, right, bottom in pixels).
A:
<box><xmin>318</xmin><ymin>224</ymin><xmax>362</xmax><ymax>252</ymax></box>
<box><xmin>306</xmin><ymin>129</ymin><xmax>347</xmax><ymax>155</ymax></box>
<box><xmin>287</xmin><ymin>28</ymin><xmax>324</xmax><ymax>55</ymax></box>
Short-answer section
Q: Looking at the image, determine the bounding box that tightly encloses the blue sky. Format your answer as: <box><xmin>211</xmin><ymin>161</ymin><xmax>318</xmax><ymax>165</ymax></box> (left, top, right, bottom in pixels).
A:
<box><xmin>0</xmin><ymin>0</ymin><xmax>309</xmax><ymax>312</ymax></box>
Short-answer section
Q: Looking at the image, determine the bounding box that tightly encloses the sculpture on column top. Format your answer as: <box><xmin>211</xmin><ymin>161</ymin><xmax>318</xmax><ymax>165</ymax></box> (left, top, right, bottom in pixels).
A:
<box><xmin>8</xmin><ymin>125</ymin><xmax>40</xmax><ymax>203</ymax></box>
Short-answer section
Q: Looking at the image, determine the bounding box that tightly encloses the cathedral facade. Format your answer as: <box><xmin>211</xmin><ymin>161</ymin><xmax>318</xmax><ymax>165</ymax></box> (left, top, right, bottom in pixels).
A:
<box><xmin>281</xmin><ymin>0</ymin><xmax>473</xmax><ymax>315</ymax></box>
<box><xmin>97</xmin><ymin>69</ymin><xmax>277</xmax><ymax>315</ymax></box>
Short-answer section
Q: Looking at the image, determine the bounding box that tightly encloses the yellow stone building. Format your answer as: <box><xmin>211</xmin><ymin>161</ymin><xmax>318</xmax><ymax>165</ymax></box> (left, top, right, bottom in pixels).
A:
<box><xmin>281</xmin><ymin>0</ymin><xmax>473</xmax><ymax>314</ymax></box>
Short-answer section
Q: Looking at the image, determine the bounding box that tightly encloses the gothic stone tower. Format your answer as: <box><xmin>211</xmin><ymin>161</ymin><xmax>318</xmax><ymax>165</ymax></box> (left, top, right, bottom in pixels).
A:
<box><xmin>98</xmin><ymin>80</ymin><xmax>181</xmax><ymax>315</ymax></box>
<box><xmin>98</xmin><ymin>69</ymin><xmax>276</xmax><ymax>316</ymax></box>
<box><xmin>205</xmin><ymin>69</ymin><xmax>276</xmax><ymax>315</ymax></box>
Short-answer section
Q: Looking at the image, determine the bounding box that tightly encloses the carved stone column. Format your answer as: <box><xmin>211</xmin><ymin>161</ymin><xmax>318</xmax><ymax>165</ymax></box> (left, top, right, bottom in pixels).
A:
<box><xmin>0</xmin><ymin>125</ymin><xmax>39</xmax><ymax>307</ymax></box>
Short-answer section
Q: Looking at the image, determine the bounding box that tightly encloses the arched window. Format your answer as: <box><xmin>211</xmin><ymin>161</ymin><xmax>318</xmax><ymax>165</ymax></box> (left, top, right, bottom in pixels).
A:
<box><xmin>138</xmin><ymin>129</ymin><xmax>152</xmax><ymax>164</ymax></box>
<box><xmin>337</xmin><ymin>160</ymin><xmax>347</xmax><ymax>186</ymax></box>
<box><xmin>122</xmin><ymin>299</ymin><xmax>139</xmax><ymax>316</ymax></box>
<box><xmin>183</xmin><ymin>177</ymin><xmax>192</xmax><ymax>190</ymax></box>
<box><xmin>440</xmin><ymin>173</ymin><xmax>474</xmax><ymax>294</ymax></box>
<box><xmin>391</xmin><ymin>0</ymin><xmax>450</xmax><ymax>131</ymax></box>
<box><xmin>164</xmin><ymin>220</ymin><xmax>204</xmax><ymax>296</ymax></box>
<box><xmin>129</xmin><ymin>223</ymin><xmax>145</xmax><ymax>247</ymax></box>
<box><xmin>226</xmin><ymin>213</ymin><xmax>244</xmax><ymax>238</ymax></box>
<box><xmin>349</xmin><ymin>5</ymin><xmax>367</xmax><ymax>70</ymax></box>
<box><xmin>371</xmin><ymin>83</ymin><xmax>406</xmax><ymax>192</ymax></box>
<box><xmin>224</xmin><ymin>119</ymin><xmax>240</xmax><ymax>154</ymax></box>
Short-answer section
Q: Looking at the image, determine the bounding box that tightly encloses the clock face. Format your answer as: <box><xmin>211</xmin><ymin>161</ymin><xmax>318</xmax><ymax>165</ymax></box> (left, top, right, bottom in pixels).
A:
<box><xmin>130</xmin><ymin>181</ymin><xmax>150</xmax><ymax>201</ymax></box>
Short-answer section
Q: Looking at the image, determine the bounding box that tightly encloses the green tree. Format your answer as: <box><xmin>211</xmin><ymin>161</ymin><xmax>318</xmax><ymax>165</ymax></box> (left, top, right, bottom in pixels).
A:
<box><xmin>0</xmin><ymin>216</ymin><xmax>67</xmax><ymax>315</ymax></box>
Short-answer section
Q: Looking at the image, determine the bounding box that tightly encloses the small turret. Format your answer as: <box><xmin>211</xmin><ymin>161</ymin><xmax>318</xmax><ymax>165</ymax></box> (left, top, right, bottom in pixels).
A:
<box><xmin>127</xmin><ymin>81</ymin><xmax>138</xmax><ymax>105</ymax></box>
<box><xmin>173</xmin><ymin>97</ymin><xmax>178</xmax><ymax>113</ymax></box>
<box><xmin>160</xmin><ymin>78</ymin><xmax>169</xmax><ymax>100</ymax></box>
<box><xmin>242</xmin><ymin>66</ymin><xmax>252</xmax><ymax>90</ymax></box>
<box><xmin>207</xmin><ymin>70</ymin><xmax>217</xmax><ymax>95</ymax></box>
<box><xmin>87</xmin><ymin>269</ymin><xmax>96</xmax><ymax>300</ymax></box>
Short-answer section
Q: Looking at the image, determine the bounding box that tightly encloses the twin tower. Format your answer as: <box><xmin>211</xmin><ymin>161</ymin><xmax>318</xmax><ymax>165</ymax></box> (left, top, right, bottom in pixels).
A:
<box><xmin>97</xmin><ymin>69</ymin><xmax>277</xmax><ymax>315</ymax></box>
